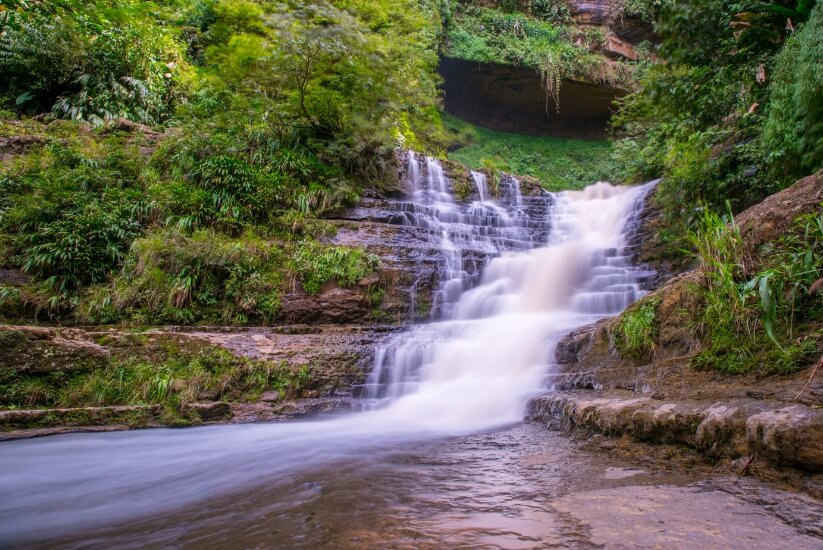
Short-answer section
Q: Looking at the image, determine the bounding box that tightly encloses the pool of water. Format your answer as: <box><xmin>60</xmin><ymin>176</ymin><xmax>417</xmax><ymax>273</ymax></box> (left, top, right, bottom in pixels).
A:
<box><xmin>36</xmin><ymin>423</ymin><xmax>822</xmax><ymax>549</ymax></box>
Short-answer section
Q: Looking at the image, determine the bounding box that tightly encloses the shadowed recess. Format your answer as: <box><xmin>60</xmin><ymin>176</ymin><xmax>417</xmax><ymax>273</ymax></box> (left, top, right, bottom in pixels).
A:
<box><xmin>439</xmin><ymin>57</ymin><xmax>624</xmax><ymax>140</ymax></box>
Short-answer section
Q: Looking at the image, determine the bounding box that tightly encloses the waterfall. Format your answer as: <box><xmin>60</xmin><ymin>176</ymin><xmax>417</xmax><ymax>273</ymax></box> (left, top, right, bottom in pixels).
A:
<box><xmin>396</xmin><ymin>153</ymin><xmax>536</xmax><ymax>319</ymax></box>
<box><xmin>471</xmin><ymin>170</ymin><xmax>489</xmax><ymax>202</ymax></box>
<box><xmin>0</xmin><ymin>154</ymin><xmax>656</xmax><ymax>543</ymax></box>
<box><xmin>364</xmin><ymin>157</ymin><xmax>655</xmax><ymax>416</ymax></box>
<box><xmin>511</xmin><ymin>176</ymin><xmax>524</xmax><ymax>208</ymax></box>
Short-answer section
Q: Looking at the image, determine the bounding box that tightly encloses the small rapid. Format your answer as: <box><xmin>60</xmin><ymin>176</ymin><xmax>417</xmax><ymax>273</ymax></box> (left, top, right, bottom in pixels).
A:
<box><xmin>0</xmin><ymin>156</ymin><xmax>654</xmax><ymax>544</ymax></box>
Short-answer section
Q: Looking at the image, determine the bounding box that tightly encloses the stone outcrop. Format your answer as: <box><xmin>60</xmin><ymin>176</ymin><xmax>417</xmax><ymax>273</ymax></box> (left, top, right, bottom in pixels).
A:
<box><xmin>529</xmin><ymin>392</ymin><xmax>823</xmax><ymax>495</ymax></box>
<box><xmin>569</xmin><ymin>0</ymin><xmax>657</xmax><ymax>46</ymax></box>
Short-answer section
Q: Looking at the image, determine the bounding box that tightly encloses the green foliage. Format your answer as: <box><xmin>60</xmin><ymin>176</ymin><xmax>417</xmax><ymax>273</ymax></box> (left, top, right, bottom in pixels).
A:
<box><xmin>18</xmin><ymin>200</ymin><xmax>141</xmax><ymax>294</ymax></box>
<box><xmin>613</xmin><ymin>296</ymin><xmax>661</xmax><ymax>359</ymax></box>
<box><xmin>443</xmin><ymin>112</ymin><xmax>616</xmax><ymax>190</ymax></box>
<box><xmin>78</xmin><ymin>230</ymin><xmax>286</xmax><ymax>325</ymax></box>
<box><xmin>290</xmin><ymin>241</ymin><xmax>379</xmax><ymax>294</ymax></box>
<box><xmin>0</xmin><ymin>334</ymin><xmax>305</xmax><ymax>411</ymax></box>
<box><xmin>0</xmin><ymin>1</ymin><xmax>192</xmax><ymax>124</ymax></box>
<box><xmin>609</xmin><ymin>0</ymin><xmax>806</xmax><ymax>224</ymax></box>
<box><xmin>613</xmin><ymin>0</ymin><xmax>671</xmax><ymax>23</ymax></box>
<box><xmin>688</xmin><ymin>208</ymin><xmax>823</xmax><ymax>374</ymax></box>
<box><xmin>531</xmin><ymin>0</ymin><xmax>572</xmax><ymax>23</ymax></box>
<box><xmin>0</xmin><ymin>138</ymin><xmax>148</xmax><ymax>298</ymax></box>
<box><xmin>443</xmin><ymin>4</ymin><xmax>637</xmax><ymax>97</ymax></box>
<box><xmin>763</xmin><ymin>3</ymin><xmax>823</xmax><ymax>180</ymax></box>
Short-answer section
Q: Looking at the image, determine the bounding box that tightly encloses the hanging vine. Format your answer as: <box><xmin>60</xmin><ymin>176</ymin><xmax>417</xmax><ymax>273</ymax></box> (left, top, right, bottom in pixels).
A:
<box><xmin>537</xmin><ymin>50</ymin><xmax>562</xmax><ymax>116</ymax></box>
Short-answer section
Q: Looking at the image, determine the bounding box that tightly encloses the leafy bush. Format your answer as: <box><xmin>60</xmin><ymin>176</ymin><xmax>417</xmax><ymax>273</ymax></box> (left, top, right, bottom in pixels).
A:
<box><xmin>531</xmin><ymin>0</ymin><xmax>572</xmax><ymax>23</ymax></box>
<box><xmin>0</xmin><ymin>2</ymin><xmax>191</xmax><ymax>124</ymax></box>
<box><xmin>0</xmin><ymin>139</ymin><xmax>149</xmax><ymax>298</ymax></box>
<box><xmin>608</xmin><ymin>0</ymin><xmax>808</xmax><ymax>229</ymax></box>
<box><xmin>763</xmin><ymin>3</ymin><xmax>823</xmax><ymax>181</ymax></box>
<box><xmin>79</xmin><ymin>230</ymin><xmax>286</xmax><ymax>324</ymax></box>
<box><xmin>291</xmin><ymin>241</ymin><xmax>379</xmax><ymax>294</ymax></box>
<box><xmin>613</xmin><ymin>296</ymin><xmax>661</xmax><ymax>359</ymax></box>
<box><xmin>18</xmin><ymin>200</ymin><xmax>141</xmax><ymax>294</ymax></box>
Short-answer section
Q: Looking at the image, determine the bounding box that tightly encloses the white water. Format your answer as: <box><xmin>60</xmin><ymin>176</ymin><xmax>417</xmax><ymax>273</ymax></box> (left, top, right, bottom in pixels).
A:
<box><xmin>0</xmin><ymin>159</ymin><xmax>654</xmax><ymax>544</ymax></box>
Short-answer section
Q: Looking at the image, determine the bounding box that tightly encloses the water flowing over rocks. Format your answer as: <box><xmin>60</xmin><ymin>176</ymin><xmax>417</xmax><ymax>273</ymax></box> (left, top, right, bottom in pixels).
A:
<box><xmin>529</xmin><ymin>170</ymin><xmax>823</xmax><ymax>489</ymax></box>
<box><xmin>329</xmin><ymin>151</ymin><xmax>553</xmax><ymax>323</ymax></box>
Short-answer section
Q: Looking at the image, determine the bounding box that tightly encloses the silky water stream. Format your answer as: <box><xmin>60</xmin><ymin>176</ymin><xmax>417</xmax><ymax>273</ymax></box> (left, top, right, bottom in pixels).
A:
<box><xmin>1</xmin><ymin>157</ymin><xmax>819</xmax><ymax>548</ymax></box>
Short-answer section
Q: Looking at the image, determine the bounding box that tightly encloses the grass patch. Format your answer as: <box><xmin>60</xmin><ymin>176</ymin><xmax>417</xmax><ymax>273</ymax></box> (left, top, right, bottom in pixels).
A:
<box><xmin>0</xmin><ymin>333</ymin><xmax>306</xmax><ymax>412</ymax></box>
<box><xmin>613</xmin><ymin>296</ymin><xmax>661</xmax><ymax>360</ymax></box>
<box><xmin>442</xmin><ymin>112</ymin><xmax>616</xmax><ymax>191</ymax></box>
<box><xmin>688</xmin><ymin>208</ymin><xmax>823</xmax><ymax>375</ymax></box>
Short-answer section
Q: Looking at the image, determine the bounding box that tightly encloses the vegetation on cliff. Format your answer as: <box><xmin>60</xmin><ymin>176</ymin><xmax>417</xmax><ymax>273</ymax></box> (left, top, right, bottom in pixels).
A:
<box><xmin>442</xmin><ymin>1</ymin><xmax>639</xmax><ymax>100</ymax></box>
<box><xmin>611</xmin><ymin>1</ymin><xmax>823</xmax><ymax>217</ymax></box>
<box><xmin>0</xmin><ymin>0</ymin><xmax>433</xmax><ymax>323</ymax></box>
<box><xmin>606</xmin><ymin>0</ymin><xmax>823</xmax><ymax>374</ymax></box>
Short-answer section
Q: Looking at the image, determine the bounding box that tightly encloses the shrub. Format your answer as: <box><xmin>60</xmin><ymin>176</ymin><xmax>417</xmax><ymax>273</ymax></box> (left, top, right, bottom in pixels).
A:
<box><xmin>290</xmin><ymin>241</ymin><xmax>379</xmax><ymax>295</ymax></box>
<box><xmin>0</xmin><ymin>2</ymin><xmax>191</xmax><ymax>124</ymax></box>
<box><xmin>79</xmin><ymin>230</ymin><xmax>286</xmax><ymax>324</ymax></box>
<box><xmin>763</xmin><ymin>3</ymin><xmax>823</xmax><ymax>182</ymax></box>
<box><xmin>18</xmin><ymin>200</ymin><xmax>141</xmax><ymax>293</ymax></box>
<box><xmin>613</xmin><ymin>296</ymin><xmax>661</xmax><ymax>359</ymax></box>
<box><xmin>531</xmin><ymin>0</ymin><xmax>572</xmax><ymax>23</ymax></box>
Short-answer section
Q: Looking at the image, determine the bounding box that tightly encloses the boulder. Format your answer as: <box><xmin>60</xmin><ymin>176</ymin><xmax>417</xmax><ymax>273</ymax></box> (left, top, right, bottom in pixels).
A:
<box><xmin>260</xmin><ymin>391</ymin><xmax>281</xmax><ymax>402</ymax></box>
<box><xmin>746</xmin><ymin>406</ymin><xmax>823</xmax><ymax>470</ymax></box>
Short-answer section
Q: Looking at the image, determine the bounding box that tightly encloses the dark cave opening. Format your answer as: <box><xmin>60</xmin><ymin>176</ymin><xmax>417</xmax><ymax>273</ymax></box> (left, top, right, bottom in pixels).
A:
<box><xmin>439</xmin><ymin>57</ymin><xmax>624</xmax><ymax>140</ymax></box>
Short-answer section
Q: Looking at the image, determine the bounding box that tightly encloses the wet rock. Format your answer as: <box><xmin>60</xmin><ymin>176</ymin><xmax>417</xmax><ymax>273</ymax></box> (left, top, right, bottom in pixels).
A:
<box><xmin>184</xmin><ymin>402</ymin><xmax>231</xmax><ymax>421</ymax></box>
<box><xmin>695</xmin><ymin>403</ymin><xmax>754</xmax><ymax>457</ymax></box>
<box><xmin>530</xmin><ymin>392</ymin><xmax>823</xmax><ymax>472</ymax></box>
<box><xmin>260</xmin><ymin>391</ymin><xmax>281</xmax><ymax>403</ymax></box>
<box><xmin>746</xmin><ymin>406</ymin><xmax>823</xmax><ymax>469</ymax></box>
<box><xmin>270</xmin><ymin>397</ymin><xmax>355</xmax><ymax>417</ymax></box>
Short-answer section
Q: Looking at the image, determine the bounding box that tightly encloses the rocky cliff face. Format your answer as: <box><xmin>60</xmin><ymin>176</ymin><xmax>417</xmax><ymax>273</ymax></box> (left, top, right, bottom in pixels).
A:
<box><xmin>569</xmin><ymin>0</ymin><xmax>657</xmax><ymax>55</ymax></box>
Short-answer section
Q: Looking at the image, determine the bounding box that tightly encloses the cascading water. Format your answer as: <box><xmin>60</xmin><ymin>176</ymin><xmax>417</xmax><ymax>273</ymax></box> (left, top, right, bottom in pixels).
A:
<box><xmin>471</xmin><ymin>170</ymin><xmax>490</xmax><ymax>202</ymax></box>
<box><xmin>0</xmin><ymin>155</ymin><xmax>655</xmax><ymax>544</ymax></box>
<box><xmin>365</xmin><ymin>161</ymin><xmax>654</xmax><ymax>408</ymax></box>
<box><xmin>395</xmin><ymin>152</ymin><xmax>536</xmax><ymax>319</ymax></box>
